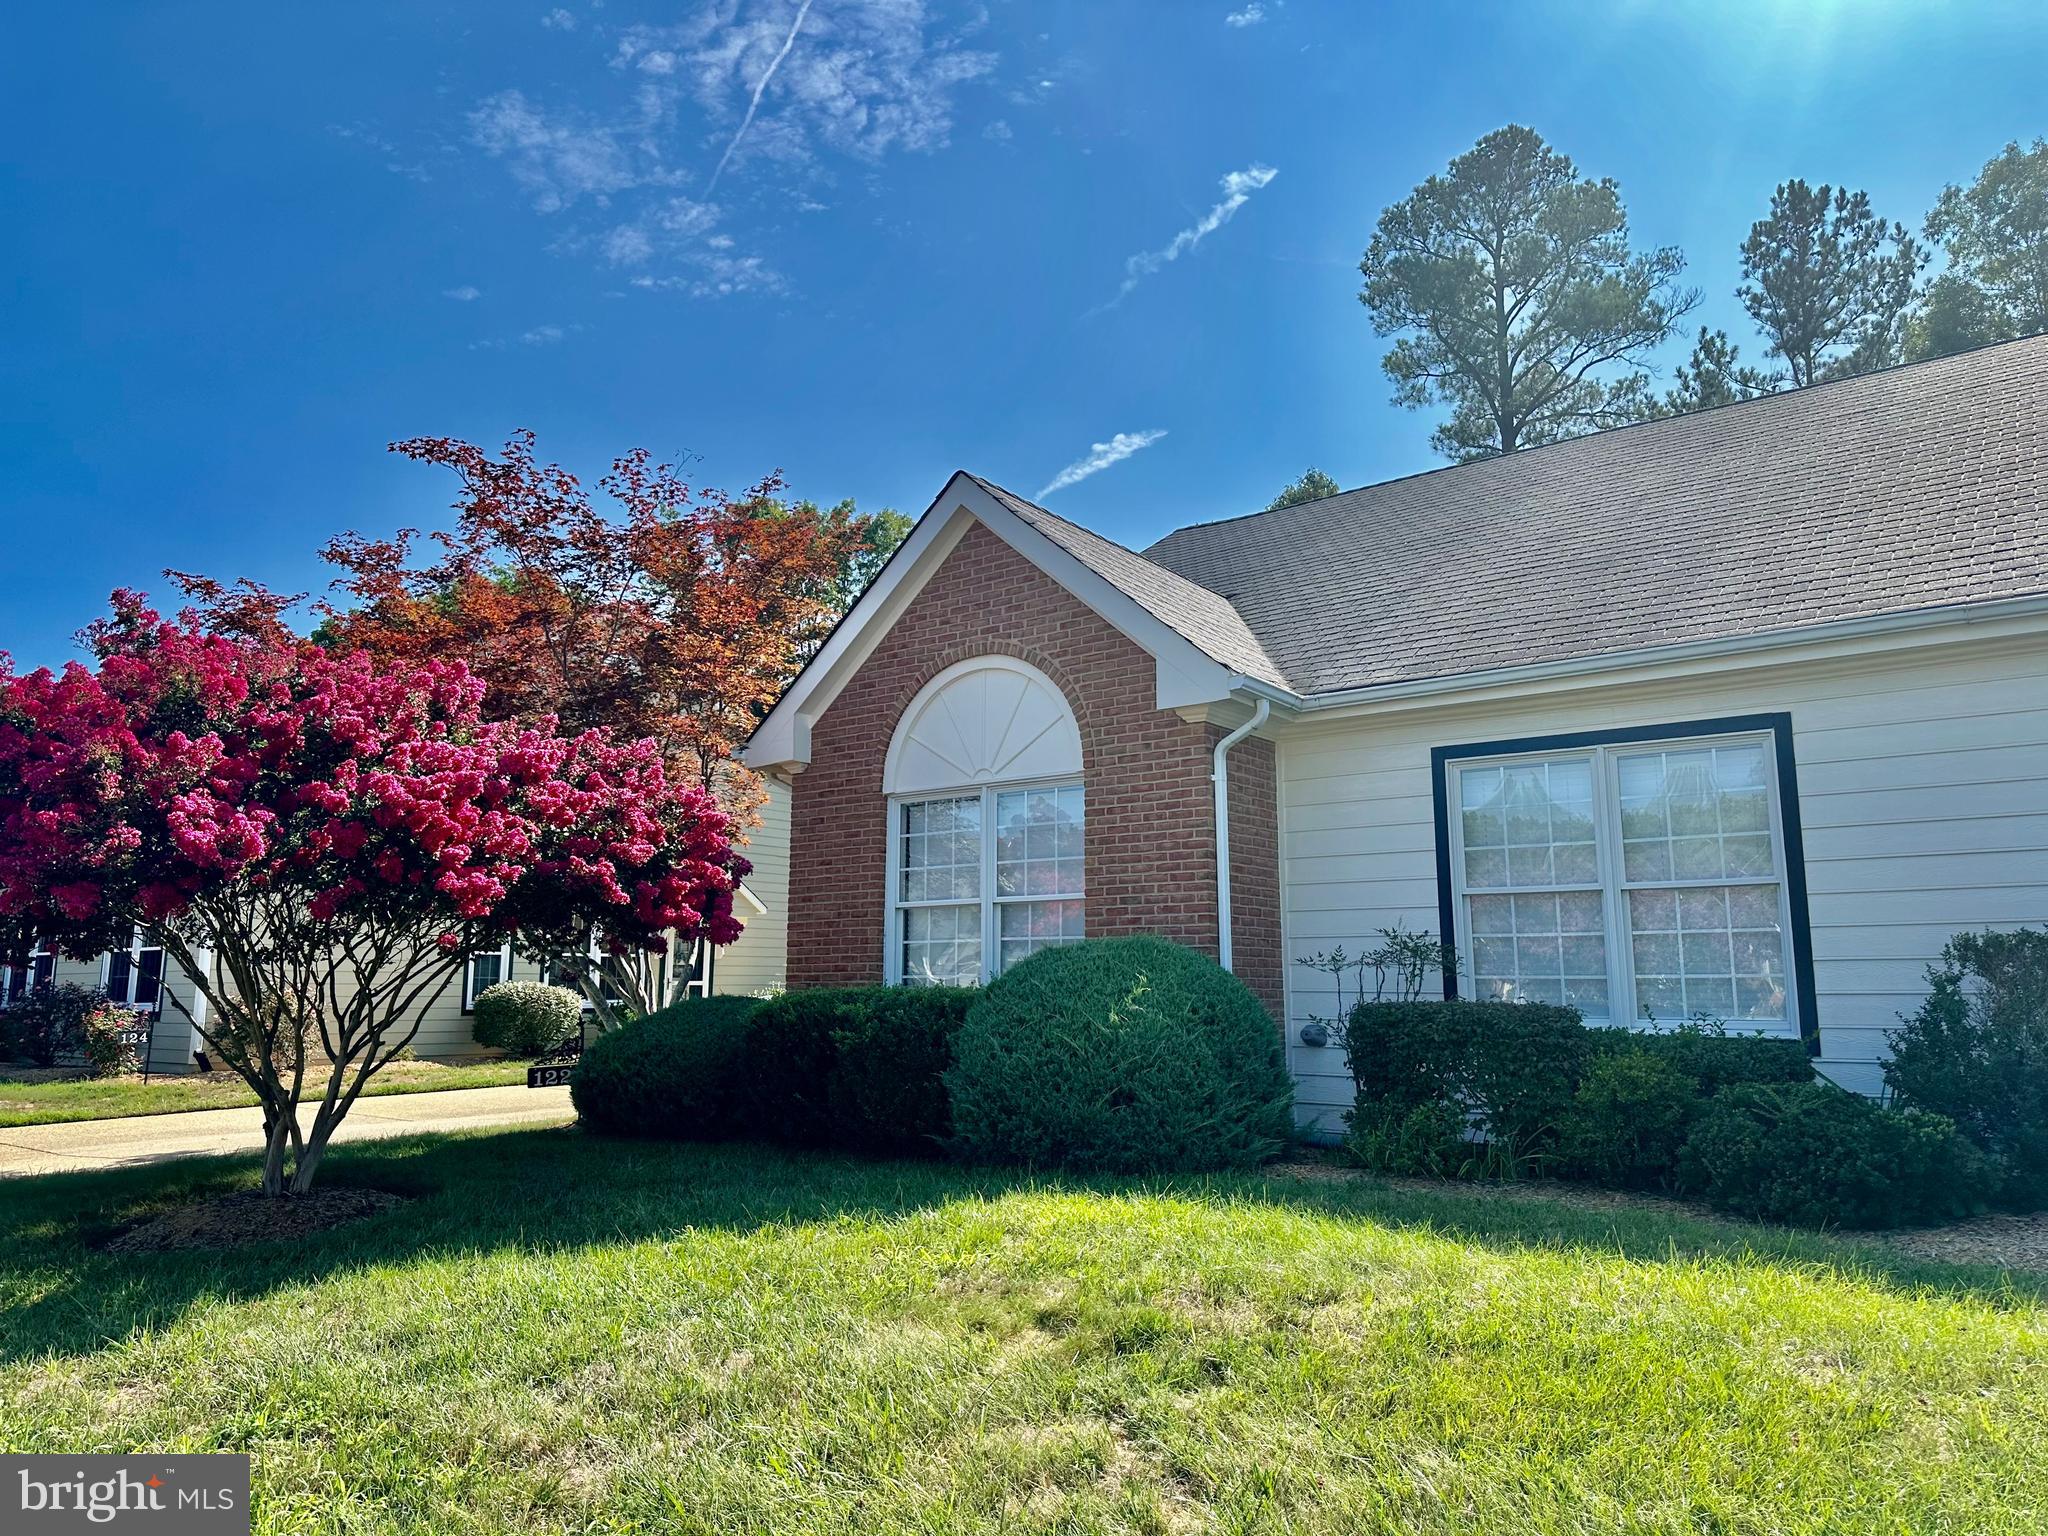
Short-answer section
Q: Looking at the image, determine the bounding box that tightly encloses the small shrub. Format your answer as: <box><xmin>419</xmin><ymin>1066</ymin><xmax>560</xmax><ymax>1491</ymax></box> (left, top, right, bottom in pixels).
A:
<box><xmin>81</xmin><ymin>1002</ymin><xmax>147</xmax><ymax>1077</ymax></box>
<box><xmin>571</xmin><ymin>995</ymin><xmax>763</xmax><ymax>1139</ymax></box>
<box><xmin>472</xmin><ymin>980</ymin><xmax>584</xmax><ymax>1058</ymax></box>
<box><xmin>1345</xmin><ymin>1100</ymin><xmax>1467</xmax><ymax>1176</ymax></box>
<box><xmin>1345</xmin><ymin>1000</ymin><xmax>1588</xmax><ymax>1171</ymax></box>
<box><xmin>1886</xmin><ymin>928</ymin><xmax>2048</xmax><ymax>1208</ymax></box>
<box><xmin>946</xmin><ymin>937</ymin><xmax>1294</xmax><ymax>1174</ymax></box>
<box><xmin>1678</xmin><ymin>1082</ymin><xmax>1991</xmax><ymax>1228</ymax></box>
<box><xmin>1560</xmin><ymin>1051</ymin><xmax>1697</xmax><ymax>1189</ymax></box>
<box><xmin>739</xmin><ymin>986</ymin><xmax>974</xmax><ymax>1154</ymax></box>
<box><xmin>1</xmin><ymin>982</ymin><xmax>104</xmax><ymax>1067</ymax></box>
<box><xmin>1591</xmin><ymin>1025</ymin><xmax>1812</xmax><ymax>1095</ymax></box>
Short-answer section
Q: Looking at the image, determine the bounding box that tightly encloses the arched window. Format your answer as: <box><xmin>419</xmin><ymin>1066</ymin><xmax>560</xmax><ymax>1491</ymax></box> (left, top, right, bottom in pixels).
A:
<box><xmin>883</xmin><ymin>657</ymin><xmax>1086</xmax><ymax>986</ymax></box>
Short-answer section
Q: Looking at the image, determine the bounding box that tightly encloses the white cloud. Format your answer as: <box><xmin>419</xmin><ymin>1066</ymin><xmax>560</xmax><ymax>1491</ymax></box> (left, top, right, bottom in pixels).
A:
<box><xmin>982</xmin><ymin>119</ymin><xmax>1012</xmax><ymax>142</ymax></box>
<box><xmin>442</xmin><ymin>285</ymin><xmax>482</xmax><ymax>301</ymax></box>
<box><xmin>469</xmin><ymin>322</ymin><xmax>584</xmax><ymax>351</ymax></box>
<box><xmin>467</xmin><ymin>1</ymin><xmax>995</xmax><ymax>301</ymax></box>
<box><xmin>616</xmin><ymin>0</ymin><xmax>996</xmax><ymax>178</ymax></box>
<box><xmin>467</xmin><ymin>89</ymin><xmax>648</xmax><ymax>213</ymax></box>
<box><xmin>1102</xmin><ymin>163</ymin><xmax>1278</xmax><ymax>308</ymax></box>
<box><xmin>1224</xmin><ymin>4</ymin><xmax>1267</xmax><ymax>25</ymax></box>
<box><xmin>541</xmin><ymin>8</ymin><xmax>577</xmax><ymax>30</ymax></box>
<box><xmin>1036</xmin><ymin>430</ymin><xmax>1168</xmax><ymax>499</ymax></box>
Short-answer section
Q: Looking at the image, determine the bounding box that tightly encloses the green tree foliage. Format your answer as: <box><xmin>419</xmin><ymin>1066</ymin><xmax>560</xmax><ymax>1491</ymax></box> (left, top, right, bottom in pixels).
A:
<box><xmin>1909</xmin><ymin>138</ymin><xmax>2048</xmax><ymax>360</ymax></box>
<box><xmin>1738</xmin><ymin>181</ymin><xmax>1923</xmax><ymax>386</ymax></box>
<box><xmin>1657</xmin><ymin>327</ymin><xmax>1782</xmax><ymax>416</ymax></box>
<box><xmin>1359</xmin><ymin>125</ymin><xmax>1696</xmax><ymax>461</ymax></box>
<box><xmin>1266</xmin><ymin>467</ymin><xmax>1341</xmax><ymax>511</ymax></box>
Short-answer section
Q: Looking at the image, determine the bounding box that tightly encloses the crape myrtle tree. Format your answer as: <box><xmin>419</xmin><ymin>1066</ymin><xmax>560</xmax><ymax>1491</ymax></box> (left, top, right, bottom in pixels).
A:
<box><xmin>0</xmin><ymin>594</ymin><xmax>746</xmax><ymax>1195</ymax></box>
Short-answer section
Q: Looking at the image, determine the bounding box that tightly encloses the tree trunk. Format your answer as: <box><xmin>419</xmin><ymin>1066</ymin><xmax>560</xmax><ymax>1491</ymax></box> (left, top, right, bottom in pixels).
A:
<box><xmin>259</xmin><ymin>1107</ymin><xmax>294</xmax><ymax>1197</ymax></box>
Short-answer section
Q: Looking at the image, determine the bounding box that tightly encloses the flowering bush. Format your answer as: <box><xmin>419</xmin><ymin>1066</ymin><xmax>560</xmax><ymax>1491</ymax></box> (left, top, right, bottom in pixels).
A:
<box><xmin>81</xmin><ymin>1000</ymin><xmax>146</xmax><ymax>1077</ymax></box>
<box><xmin>1</xmin><ymin>982</ymin><xmax>101</xmax><ymax>1067</ymax></box>
<box><xmin>0</xmin><ymin>594</ymin><xmax>747</xmax><ymax>1192</ymax></box>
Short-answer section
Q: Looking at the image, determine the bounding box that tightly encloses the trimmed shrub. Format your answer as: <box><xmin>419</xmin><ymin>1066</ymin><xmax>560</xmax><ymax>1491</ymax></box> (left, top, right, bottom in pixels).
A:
<box><xmin>946</xmin><ymin>937</ymin><xmax>1294</xmax><ymax>1173</ymax></box>
<box><xmin>740</xmin><ymin>986</ymin><xmax>974</xmax><ymax>1154</ymax></box>
<box><xmin>571</xmin><ymin>995</ymin><xmax>763</xmax><ymax>1139</ymax></box>
<box><xmin>472</xmin><ymin>980</ymin><xmax>584</xmax><ymax>1057</ymax></box>
<box><xmin>1345</xmin><ymin>1000</ymin><xmax>1588</xmax><ymax>1170</ymax></box>
<box><xmin>1590</xmin><ymin>1026</ymin><xmax>1812</xmax><ymax>1095</ymax></box>
<box><xmin>1677</xmin><ymin>1082</ymin><xmax>1992</xmax><ymax>1228</ymax></box>
<box><xmin>1560</xmin><ymin>1051</ymin><xmax>1697</xmax><ymax>1190</ymax></box>
<box><xmin>1</xmin><ymin>982</ymin><xmax>104</xmax><ymax>1067</ymax></box>
<box><xmin>1886</xmin><ymin>928</ymin><xmax>2048</xmax><ymax>1209</ymax></box>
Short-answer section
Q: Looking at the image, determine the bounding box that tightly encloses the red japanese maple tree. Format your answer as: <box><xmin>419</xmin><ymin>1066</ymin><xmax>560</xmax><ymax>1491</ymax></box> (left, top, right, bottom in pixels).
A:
<box><xmin>0</xmin><ymin>594</ymin><xmax>747</xmax><ymax>1194</ymax></box>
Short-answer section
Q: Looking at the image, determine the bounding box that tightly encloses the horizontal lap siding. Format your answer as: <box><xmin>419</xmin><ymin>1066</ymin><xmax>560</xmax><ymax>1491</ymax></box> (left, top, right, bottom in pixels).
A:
<box><xmin>718</xmin><ymin>776</ymin><xmax>791</xmax><ymax>996</ymax></box>
<box><xmin>1277</xmin><ymin>636</ymin><xmax>2048</xmax><ymax>1133</ymax></box>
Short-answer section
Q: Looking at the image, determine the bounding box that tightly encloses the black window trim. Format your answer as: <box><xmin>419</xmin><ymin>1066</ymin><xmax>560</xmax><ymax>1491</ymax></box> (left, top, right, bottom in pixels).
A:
<box><xmin>1429</xmin><ymin>712</ymin><xmax>1820</xmax><ymax>1056</ymax></box>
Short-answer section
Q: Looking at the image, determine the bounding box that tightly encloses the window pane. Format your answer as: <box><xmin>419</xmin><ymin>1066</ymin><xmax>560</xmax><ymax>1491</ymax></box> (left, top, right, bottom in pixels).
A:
<box><xmin>135</xmin><ymin>948</ymin><xmax>163</xmax><ymax>1008</ymax></box>
<box><xmin>901</xmin><ymin>796</ymin><xmax>981</xmax><ymax>903</ymax></box>
<box><xmin>1627</xmin><ymin>883</ymin><xmax>1786</xmax><ymax>1024</ymax></box>
<box><xmin>1458</xmin><ymin>756</ymin><xmax>1598</xmax><ymax>890</ymax></box>
<box><xmin>469</xmin><ymin>952</ymin><xmax>503</xmax><ymax>1004</ymax></box>
<box><xmin>1615</xmin><ymin>743</ymin><xmax>1779</xmax><ymax>886</ymax></box>
<box><xmin>1465</xmin><ymin>887</ymin><xmax>1608</xmax><ymax>1018</ymax></box>
<box><xmin>902</xmin><ymin>903</ymin><xmax>983</xmax><ymax>986</ymax></box>
<box><xmin>995</xmin><ymin>786</ymin><xmax>1083</xmax><ymax>900</ymax></box>
<box><xmin>996</xmin><ymin>899</ymin><xmax>1085</xmax><ymax>972</ymax></box>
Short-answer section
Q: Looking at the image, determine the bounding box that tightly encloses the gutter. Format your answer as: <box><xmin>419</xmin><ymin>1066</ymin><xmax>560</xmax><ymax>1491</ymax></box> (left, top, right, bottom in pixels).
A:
<box><xmin>1211</xmin><ymin>698</ymin><xmax>1270</xmax><ymax>973</ymax></box>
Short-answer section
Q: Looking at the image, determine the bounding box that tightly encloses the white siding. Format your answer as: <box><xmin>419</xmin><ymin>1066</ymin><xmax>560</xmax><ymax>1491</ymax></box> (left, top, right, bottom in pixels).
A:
<box><xmin>1277</xmin><ymin>631</ymin><xmax>2048</xmax><ymax>1137</ymax></box>
<box><xmin>716</xmin><ymin>776</ymin><xmax>790</xmax><ymax>996</ymax></box>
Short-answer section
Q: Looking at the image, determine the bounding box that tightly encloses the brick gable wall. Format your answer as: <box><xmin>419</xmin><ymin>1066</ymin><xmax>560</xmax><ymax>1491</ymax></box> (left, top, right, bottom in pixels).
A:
<box><xmin>784</xmin><ymin>520</ymin><xmax>1284</xmax><ymax>1019</ymax></box>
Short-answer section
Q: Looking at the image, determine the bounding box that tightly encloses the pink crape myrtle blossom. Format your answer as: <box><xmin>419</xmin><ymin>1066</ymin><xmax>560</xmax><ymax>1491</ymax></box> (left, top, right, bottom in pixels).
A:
<box><xmin>0</xmin><ymin>593</ymin><xmax>748</xmax><ymax>1194</ymax></box>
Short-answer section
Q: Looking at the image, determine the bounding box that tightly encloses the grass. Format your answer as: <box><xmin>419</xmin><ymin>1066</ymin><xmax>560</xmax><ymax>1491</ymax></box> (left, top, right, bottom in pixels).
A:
<box><xmin>1</xmin><ymin>1133</ymin><xmax>2044</xmax><ymax>1535</ymax></box>
<box><xmin>0</xmin><ymin>1058</ymin><xmax>532</xmax><ymax>1127</ymax></box>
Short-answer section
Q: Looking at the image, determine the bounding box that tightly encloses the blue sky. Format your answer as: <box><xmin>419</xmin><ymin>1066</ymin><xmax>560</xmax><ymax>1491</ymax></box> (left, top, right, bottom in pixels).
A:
<box><xmin>4</xmin><ymin>0</ymin><xmax>2045</xmax><ymax>667</ymax></box>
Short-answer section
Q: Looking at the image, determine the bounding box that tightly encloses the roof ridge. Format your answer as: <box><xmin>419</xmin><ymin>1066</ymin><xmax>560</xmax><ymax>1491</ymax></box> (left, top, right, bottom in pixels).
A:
<box><xmin>1149</xmin><ymin>329</ymin><xmax>2048</xmax><ymax>547</ymax></box>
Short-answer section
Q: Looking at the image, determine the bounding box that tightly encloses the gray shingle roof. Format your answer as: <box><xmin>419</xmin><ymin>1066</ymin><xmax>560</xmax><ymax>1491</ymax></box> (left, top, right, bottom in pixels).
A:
<box><xmin>1128</xmin><ymin>335</ymin><xmax>2048</xmax><ymax>695</ymax></box>
<box><xmin>966</xmin><ymin>473</ymin><xmax>1291</xmax><ymax>689</ymax></box>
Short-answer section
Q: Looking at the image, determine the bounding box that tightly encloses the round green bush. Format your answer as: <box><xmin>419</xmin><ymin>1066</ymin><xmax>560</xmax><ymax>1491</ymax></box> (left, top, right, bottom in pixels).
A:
<box><xmin>1560</xmin><ymin>1050</ymin><xmax>1697</xmax><ymax>1190</ymax></box>
<box><xmin>1677</xmin><ymin>1082</ymin><xmax>1991</xmax><ymax>1228</ymax></box>
<box><xmin>945</xmin><ymin>936</ymin><xmax>1294</xmax><ymax>1173</ymax></box>
<box><xmin>739</xmin><ymin>986</ymin><xmax>974</xmax><ymax>1154</ymax></box>
<box><xmin>471</xmin><ymin>980</ymin><xmax>584</xmax><ymax>1057</ymax></box>
<box><xmin>570</xmin><ymin>995</ymin><xmax>764</xmax><ymax>1139</ymax></box>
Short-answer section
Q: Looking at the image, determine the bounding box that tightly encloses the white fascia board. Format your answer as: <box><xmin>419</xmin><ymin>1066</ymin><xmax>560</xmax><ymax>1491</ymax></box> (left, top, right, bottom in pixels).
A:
<box><xmin>744</xmin><ymin>472</ymin><xmax>1245</xmax><ymax>770</ymax></box>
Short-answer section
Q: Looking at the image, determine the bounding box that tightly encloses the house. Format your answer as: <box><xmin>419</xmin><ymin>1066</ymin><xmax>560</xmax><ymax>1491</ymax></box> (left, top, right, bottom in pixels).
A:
<box><xmin>744</xmin><ymin>336</ymin><xmax>2048</xmax><ymax>1137</ymax></box>
<box><xmin>2</xmin><ymin>779</ymin><xmax>793</xmax><ymax>1073</ymax></box>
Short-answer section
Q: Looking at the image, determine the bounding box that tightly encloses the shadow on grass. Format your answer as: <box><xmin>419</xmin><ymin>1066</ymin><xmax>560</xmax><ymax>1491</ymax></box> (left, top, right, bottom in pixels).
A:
<box><xmin>0</xmin><ymin>1124</ymin><xmax>2039</xmax><ymax>1368</ymax></box>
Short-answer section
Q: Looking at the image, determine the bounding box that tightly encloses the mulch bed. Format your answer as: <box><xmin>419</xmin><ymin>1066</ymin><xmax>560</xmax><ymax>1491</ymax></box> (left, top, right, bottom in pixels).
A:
<box><xmin>104</xmin><ymin>1188</ymin><xmax>407</xmax><ymax>1254</ymax></box>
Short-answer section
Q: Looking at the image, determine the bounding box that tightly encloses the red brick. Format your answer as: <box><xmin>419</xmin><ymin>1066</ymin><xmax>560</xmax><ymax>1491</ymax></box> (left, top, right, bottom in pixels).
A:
<box><xmin>786</xmin><ymin>522</ymin><xmax>1285</xmax><ymax>1019</ymax></box>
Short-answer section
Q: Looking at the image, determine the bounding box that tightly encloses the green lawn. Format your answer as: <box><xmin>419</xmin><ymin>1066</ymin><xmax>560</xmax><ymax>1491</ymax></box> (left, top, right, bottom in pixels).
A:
<box><xmin>1</xmin><ymin>1132</ymin><xmax>2043</xmax><ymax>1535</ymax></box>
<box><xmin>0</xmin><ymin>1058</ymin><xmax>531</xmax><ymax>1126</ymax></box>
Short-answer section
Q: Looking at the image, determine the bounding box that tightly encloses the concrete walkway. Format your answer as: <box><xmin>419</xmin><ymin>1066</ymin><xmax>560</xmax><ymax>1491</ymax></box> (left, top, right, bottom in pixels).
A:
<box><xmin>0</xmin><ymin>1084</ymin><xmax>575</xmax><ymax>1177</ymax></box>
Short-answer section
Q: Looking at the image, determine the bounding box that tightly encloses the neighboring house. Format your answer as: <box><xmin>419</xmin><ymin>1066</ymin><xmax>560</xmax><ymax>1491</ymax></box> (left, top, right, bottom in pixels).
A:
<box><xmin>3</xmin><ymin>782</ymin><xmax>793</xmax><ymax>1073</ymax></box>
<box><xmin>745</xmin><ymin>337</ymin><xmax>2048</xmax><ymax>1137</ymax></box>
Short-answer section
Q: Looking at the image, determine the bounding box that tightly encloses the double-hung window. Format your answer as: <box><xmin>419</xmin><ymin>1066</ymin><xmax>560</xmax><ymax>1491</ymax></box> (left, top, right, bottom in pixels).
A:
<box><xmin>890</xmin><ymin>783</ymin><xmax>1085</xmax><ymax>986</ymax></box>
<box><xmin>104</xmin><ymin>930</ymin><xmax>165</xmax><ymax>1012</ymax></box>
<box><xmin>2</xmin><ymin>945</ymin><xmax>55</xmax><ymax>1006</ymax></box>
<box><xmin>1443</xmin><ymin>724</ymin><xmax>1803</xmax><ymax>1033</ymax></box>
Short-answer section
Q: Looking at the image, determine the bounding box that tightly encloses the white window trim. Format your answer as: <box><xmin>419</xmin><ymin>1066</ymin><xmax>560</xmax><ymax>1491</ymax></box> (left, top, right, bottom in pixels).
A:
<box><xmin>100</xmin><ymin>928</ymin><xmax>166</xmax><ymax>1013</ymax></box>
<box><xmin>883</xmin><ymin>775</ymin><xmax>1085</xmax><ymax>986</ymax></box>
<box><xmin>1443</xmin><ymin>728</ymin><xmax>1801</xmax><ymax>1036</ymax></box>
<box><xmin>2</xmin><ymin>943</ymin><xmax>55</xmax><ymax>1006</ymax></box>
<box><xmin>463</xmin><ymin>943</ymin><xmax>513</xmax><ymax>1013</ymax></box>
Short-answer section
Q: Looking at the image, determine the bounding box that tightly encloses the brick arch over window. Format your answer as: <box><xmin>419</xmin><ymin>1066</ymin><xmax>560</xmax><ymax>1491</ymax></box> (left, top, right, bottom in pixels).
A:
<box><xmin>784</xmin><ymin>519</ymin><xmax>1283</xmax><ymax>1016</ymax></box>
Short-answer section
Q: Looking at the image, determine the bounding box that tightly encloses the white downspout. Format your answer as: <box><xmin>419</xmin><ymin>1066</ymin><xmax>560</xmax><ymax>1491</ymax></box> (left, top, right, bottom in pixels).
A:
<box><xmin>1211</xmin><ymin>698</ymin><xmax>1270</xmax><ymax>972</ymax></box>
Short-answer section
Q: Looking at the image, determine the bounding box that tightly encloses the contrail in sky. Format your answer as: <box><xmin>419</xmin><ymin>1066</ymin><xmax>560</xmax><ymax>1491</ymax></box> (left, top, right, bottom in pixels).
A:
<box><xmin>707</xmin><ymin>0</ymin><xmax>814</xmax><ymax>196</ymax></box>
